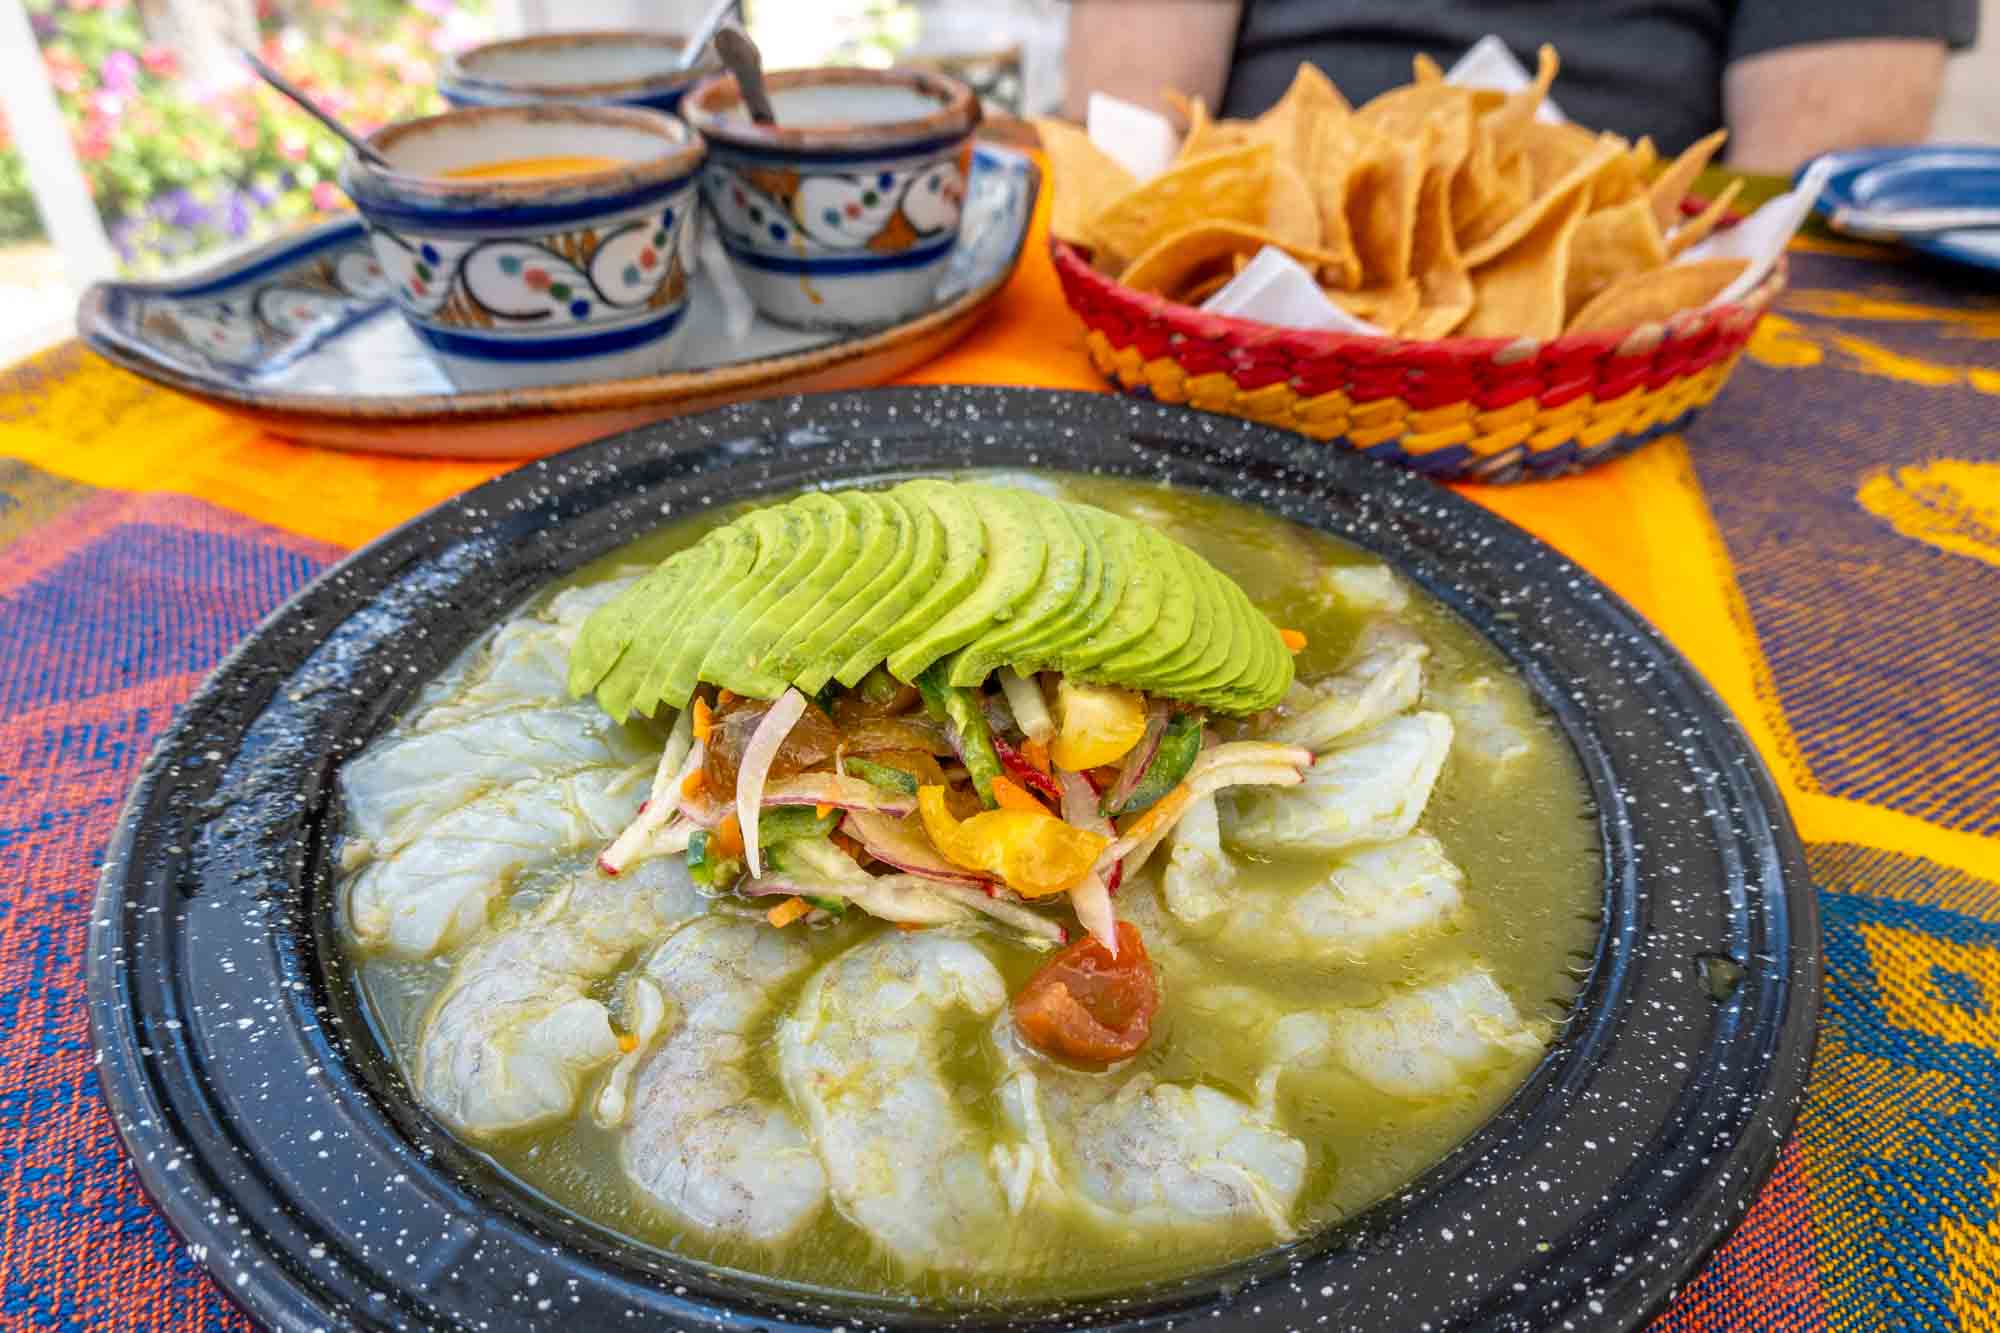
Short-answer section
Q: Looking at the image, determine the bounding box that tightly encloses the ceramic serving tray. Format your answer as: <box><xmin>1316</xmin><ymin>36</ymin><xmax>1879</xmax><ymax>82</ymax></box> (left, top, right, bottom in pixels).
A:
<box><xmin>75</xmin><ymin>145</ymin><xmax>1038</xmax><ymax>458</ymax></box>
<box><xmin>88</xmin><ymin>387</ymin><xmax>1818</xmax><ymax>1333</ymax></box>
<box><xmin>1808</xmin><ymin>145</ymin><xmax>2000</xmax><ymax>272</ymax></box>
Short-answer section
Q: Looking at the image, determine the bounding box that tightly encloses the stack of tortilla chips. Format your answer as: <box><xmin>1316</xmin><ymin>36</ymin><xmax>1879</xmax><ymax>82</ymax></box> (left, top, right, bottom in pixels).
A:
<box><xmin>1040</xmin><ymin>48</ymin><xmax>1751</xmax><ymax>340</ymax></box>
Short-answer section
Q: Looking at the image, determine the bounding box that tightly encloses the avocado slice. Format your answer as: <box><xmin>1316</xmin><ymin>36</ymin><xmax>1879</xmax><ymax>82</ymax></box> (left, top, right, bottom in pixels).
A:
<box><xmin>702</xmin><ymin>495</ymin><xmax>838</xmax><ymax>698</ymax></box>
<box><xmin>945</xmin><ymin>492</ymin><xmax>1092</xmax><ymax>686</ymax></box>
<box><xmin>766</xmin><ymin>490</ymin><xmax>889</xmax><ymax>688</ymax></box>
<box><xmin>1132</xmin><ymin>545</ymin><xmax>1220</xmax><ymax>692</ymax></box>
<box><xmin>596</xmin><ymin>524</ymin><xmax>759</xmax><ymax>719</ymax></box>
<box><xmin>812</xmin><ymin>490</ymin><xmax>931</xmax><ymax>691</ymax></box>
<box><xmin>567</xmin><ymin>548</ymin><xmax>695</xmax><ymax>700</ymax></box>
<box><xmin>1195</xmin><ymin>581</ymin><xmax>1290</xmax><ymax>712</ymax></box>
<box><xmin>1020</xmin><ymin>502</ymin><xmax>1122</xmax><ymax>671</ymax></box>
<box><xmin>651</xmin><ymin>509</ymin><xmax>786</xmax><ymax>711</ymax></box>
<box><xmin>1155</xmin><ymin>557</ymin><xmax>1239</xmax><ymax>697</ymax></box>
<box><xmin>1092</xmin><ymin>525</ymin><xmax>1197</xmax><ymax>682</ymax></box>
<box><xmin>888</xmin><ymin>484</ymin><xmax>1046</xmax><ymax>682</ymax></box>
<box><xmin>873</xmin><ymin>481</ymin><xmax>1002</xmax><ymax>683</ymax></box>
<box><xmin>1049</xmin><ymin>506</ymin><xmax>1158</xmax><ymax>672</ymax></box>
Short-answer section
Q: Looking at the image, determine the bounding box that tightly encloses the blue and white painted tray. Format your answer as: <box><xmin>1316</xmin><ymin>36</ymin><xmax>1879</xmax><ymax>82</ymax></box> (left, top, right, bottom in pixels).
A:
<box><xmin>76</xmin><ymin>144</ymin><xmax>1038</xmax><ymax>458</ymax></box>
<box><xmin>1808</xmin><ymin>145</ymin><xmax>2000</xmax><ymax>272</ymax></box>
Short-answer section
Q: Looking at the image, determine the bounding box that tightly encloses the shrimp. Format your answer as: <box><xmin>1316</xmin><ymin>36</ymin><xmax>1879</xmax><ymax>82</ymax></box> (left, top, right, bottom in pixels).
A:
<box><xmin>618</xmin><ymin>916</ymin><xmax>828</xmax><ymax>1245</ymax></box>
<box><xmin>1206</xmin><ymin>833</ymin><xmax>1465</xmax><ymax>964</ymax></box>
<box><xmin>408</xmin><ymin>577</ymin><xmax>637</xmax><ymax>732</ymax></box>
<box><xmin>993</xmin><ymin>1021</ymin><xmax>1307</xmax><ymax>1239</ymax></box>
<box><xmin>345</xmin><ymin>765</ymin><xmax>644</xmax><ymax>958</ymax></box>
<box><xmin>1258</xmin><ymin>629</ymin><xmax>1426</xmax><ymax>752</ymax></box>
<box><xmin>1160</xmin><ymin>791</ymin><xmax>1230</xmax><ymax>926</ymax></box>
<box><xmin>778</xmin><ymin>931</ymin><xmax>1019</xmax><ymax>1272</ymax></box>
<box><xmin>1228</xmin><ymin>712</ymin><xmax>1453</xmax><ymax>855</ymax></box>
<box><xmin>341</xmin><ymin>703</ymin><xmax>645</xmax><ymax>849</ymax></box>
<box><xmin>413</xmin><ymin>855</ymin><xmax>704</xmax><ymax>1136</ymax></box>
<box><xmin>1273</xmin><ymin>965</ymin><xmax>1551</xmax><ymax>1099</ymax></box>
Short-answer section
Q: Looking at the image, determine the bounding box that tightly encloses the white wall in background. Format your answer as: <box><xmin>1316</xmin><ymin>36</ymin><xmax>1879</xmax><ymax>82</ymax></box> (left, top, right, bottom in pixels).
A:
<box><xmin>1933</xmin><ymin>0</ymin><xmax>2000</xmax><ymax>142</ymax></box>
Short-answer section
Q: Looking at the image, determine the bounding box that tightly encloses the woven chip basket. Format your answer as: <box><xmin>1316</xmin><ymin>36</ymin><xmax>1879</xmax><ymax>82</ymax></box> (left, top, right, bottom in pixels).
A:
<box><xmin>1051</xmin><ymin>238</ymin><xmax>1785</xmax><ymax>483</ymax></box>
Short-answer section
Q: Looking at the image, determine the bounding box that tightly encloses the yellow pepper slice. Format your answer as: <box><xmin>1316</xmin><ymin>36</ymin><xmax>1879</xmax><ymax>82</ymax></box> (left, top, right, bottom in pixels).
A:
<box><xmin>1050</xmin><ymin>679</ymin><xmax>1149</xmax><ymax>771</ymax></box>
<box><xmin>917</xmin><ymin>786</ymin><xmax>1109</xmax><ymax>899</ymax></box>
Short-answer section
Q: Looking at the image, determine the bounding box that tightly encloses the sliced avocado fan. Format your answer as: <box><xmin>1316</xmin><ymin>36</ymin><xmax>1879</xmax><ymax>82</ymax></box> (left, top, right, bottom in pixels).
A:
<box><xmin>570</xmin><ymin>478</ymin><xmax>1294</xmax><ymax>719</ymax></box>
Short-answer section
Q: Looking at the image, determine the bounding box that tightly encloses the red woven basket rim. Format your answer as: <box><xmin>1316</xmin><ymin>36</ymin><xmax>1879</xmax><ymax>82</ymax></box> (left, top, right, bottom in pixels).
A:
<box><xmin>1051</xmin><ymin>234</ymin><xmax>1786</xmax><ymax>365</ymax></box>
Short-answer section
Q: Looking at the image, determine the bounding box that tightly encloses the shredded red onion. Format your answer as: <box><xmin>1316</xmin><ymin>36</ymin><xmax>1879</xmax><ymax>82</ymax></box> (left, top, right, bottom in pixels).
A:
<box><xmin>737</xmin><ymin>688</ymin><xmax>807</xmax><ymax>878</ymax></box>
<box><xmin>843</xmin><ymin>809</ymin><xmax>993</xmax><ymax>885</ymax></box>
<box><xmin>993</xmin><ymin>733</ymin><xmax>1063</xmax><ymax>804</ymax></box>
<box><xmin>1069</xmin><ymin>873</ymin><xmax>1118</xmax><ymax>954</ymax></box>
<box><xmin>1102</xmin><ymin>701</ymin><xmax>1169</xmax><ymax>813</ymax></box>
<box><xmin>761</xmin><ymin>772</ymin><xmax>917</xmax><ymax>817</ymax></box>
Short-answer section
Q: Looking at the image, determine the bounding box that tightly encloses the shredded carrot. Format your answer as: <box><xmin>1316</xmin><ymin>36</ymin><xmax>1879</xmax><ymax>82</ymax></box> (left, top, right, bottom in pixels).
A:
<box><xmin>717</xmin><ymin>689</ymin><xmax>739</xmax><ymax>706</ymax></box>
<box><xmin>681</xmin><ymin>770</ymin><xmax>706</xmax><ymax>799</ymax></box>
<box><xmin>1280</xmin><ymin>628</ymin><xmax>1308</xmax><ymax>653</ymax></box>
<box><xmin>616</xmin><ymin>1032</ymin><xmax>637</xmax><ymax>1053</ymax></box>
<box><xmin>830</xmin><ymin>830</ymin><xmax>867</xmax><ymax>863</ymax></box>
<box><xmin>766</xmin><ymin>896</ymin><xmax>811</xmax><ymax>928</ymax></box>
<box><xmin>815</xmin><ymin>803</ymin><xmax>835</xmax><ymax>819</ymax></box>
<box><xmin>1020</xmin><ymin>737</ymin><xmax>1052</xmax><ymax>774</ymax></box>
<box><xmin>691</xmin><ymin>696</ymin><xmax>714</xmax><ymax>744</ymax></box>
<box><xmin>896</xmin><ymin>921</ymin><xmax>929</xmax><ymax>932</ymax></box>
<box><xmin>715</xmin><ymin>811</ymin><xmax>744</xmax><ymax>858</ymax></box>
<box><xmin>1118</xmin><ymin>780</ymin><xmax>1192</xmax><ymax>851</ymax></box>
<box><xmin>990</xmin><ymin>775</ymin><xmax>1051</xmax><ymax>816</ymax></box>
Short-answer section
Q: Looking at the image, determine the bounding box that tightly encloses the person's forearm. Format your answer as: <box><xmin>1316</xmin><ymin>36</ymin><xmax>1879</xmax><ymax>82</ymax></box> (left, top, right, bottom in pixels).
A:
<box><xmin>1062</xmin><ymin>0</ymin><xmax>1244</xmax><ymax>120</ymax></box>
<box><xmin>1724</xmin><ymin>39</ymin><xmax>1945</xmax><ymax>174</ymax></box>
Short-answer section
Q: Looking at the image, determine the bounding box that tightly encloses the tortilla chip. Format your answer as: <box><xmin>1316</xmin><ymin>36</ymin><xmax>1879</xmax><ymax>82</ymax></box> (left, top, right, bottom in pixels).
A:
<box><xmin>1630</xmin><ymin>136</ymin><xmax>1658</xmax><ymax>178</ymax></box>
<box><xmin>1118</xmin><ymin>220</ymin><xmax>1351</xmax><ymax>297</ymax></box>
<box><xmin>1413</xmin><ymin>52</ymin><xmax>1445</xmax><ymax>83</ymax></box>
<box><xmin>1666</xmin><ymin>178</ymin><xmax>1743</xmax><ymax>257</ymax></box>
<box><xmin>1647</xmin><ymin>128</ymin><xmax>1728</xmax><ymax>230</ymax></box>
<box><xmin>1254</xmin><ymin>63</ymin><xmax>1349</xmax><ymax>165</ymax></box>
<box><xmin>1460</xmin><ymin>133</ymin><xmax>1622</xmax><ymax>268</ymax></box>
<box><xmin>1358</xmin><ymin>84</ymin><xmax>1474</xmax><ymax>179</ymax></box>
<box><xmin>1265</xmin><ymin>161</ymin><xmax>1323</xmax><ymax>249</ymax></box>
<box><xmin>1564</xmin><ymin>196</ymin><xmax>1668</xmax><ymax>317</ymax></box>
<box><xmin>1304</xmin><ymin>114</ymin><xmax>1363</xmax><ymax>289</ymax></box>
<box><xmin>1170</xmin><ymin>95</ymin><xmax>1258</xmax><ymax>163</ymax></box>
<box><xmin>1344</xmin><ymin>123</ymin><xmax>1428</xmax><ymax>288</ymax></box>
<box><xmin>1035</xmin><ymin>119</ymin><xmax>1140</xmax><ymax>245</ymax></box>
<box><xmin>1183</xmin><ymin>269</ymin><xmax>1237</xmax><ymax>303</ymax></box>
<box><xmin>1462</xmin><ymin>187</ymin><xmax>1588</xmax><ymax>339</ymax></box>
<box><xmin>1329</xmin><ymin>279</ymin><xmax>1421</xmax><ymax>334</ymax></box>
<box><xmin>1479</xmin><ymin>43</ymin><xmax>1559</xmax><ymax>149</ymax></box>
<box><xmin>1515</xmin><ymin>120</ymin><xmax>1598</xmax><ymax>195</ymax></box>
<box><xmin>1404</xmin><ymin>156</ymin><xmax>1474</xmax><ymax>339</ymax></box>
<box><xmin>1084</xmin><ymin>141</ymin><xmax>1275</xmax><ymax>269</ymax></box>
<box><xmin>1565</xmin><ymin>257</ymin><xmax>1748</xmax><ymax>333</ymax></box>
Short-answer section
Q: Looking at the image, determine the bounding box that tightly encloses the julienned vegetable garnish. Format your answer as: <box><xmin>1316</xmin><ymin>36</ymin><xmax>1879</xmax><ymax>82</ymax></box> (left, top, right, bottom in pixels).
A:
<box><xmin>568</xmin><ymin>480</ymin><xmax>1309</xmax><ymax>1060</ymax></box>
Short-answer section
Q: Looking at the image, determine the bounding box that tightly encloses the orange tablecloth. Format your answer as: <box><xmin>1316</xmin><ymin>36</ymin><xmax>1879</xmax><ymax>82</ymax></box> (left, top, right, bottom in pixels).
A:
<box><xmin>2</xmin><ymin>167</ymin><xmax>1998</xmax><ymax>1330</ymax></box>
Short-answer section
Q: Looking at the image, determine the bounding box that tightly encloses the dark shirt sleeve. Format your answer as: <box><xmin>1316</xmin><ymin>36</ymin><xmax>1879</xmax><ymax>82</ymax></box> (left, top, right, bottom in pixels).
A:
<box><xmin>1727</xmin><ymin>0</ymin><xmax>1979</xmax><ymax>62</ymax></box>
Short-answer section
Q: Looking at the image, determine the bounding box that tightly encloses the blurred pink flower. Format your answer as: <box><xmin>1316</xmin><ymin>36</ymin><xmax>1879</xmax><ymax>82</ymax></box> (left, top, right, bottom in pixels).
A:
<box><xmin>100</xmin><ymin>49</ymin><xmax>140</xmax><ymax>95</ymax></box>
<box><xmin>141</xmin><ymin>46</ymin><xmax>179</xmax><ymax>78</ymax></box>
<box><xmin>78</xmin><ymin>130</ymin><xmax>110</xmax><ymax>161</ymax></box>
<box><xmin>91</xmin><ymin>90</ymin><xmax>126</xmax><ymax>118</ymax></box>
<box><xmin>233</xmin><ymin>124</ymin><xmax>259</xmax><ymax>150</ymax></box>
<box><xmin>280</xmin><ymin>135</ymin><xmax>308</xmax><ymax>162</ymax></box>
<box><xmin>311</xmin><ymin>181</ymin><xmax>343</xmax><ymax>211</ymax></box>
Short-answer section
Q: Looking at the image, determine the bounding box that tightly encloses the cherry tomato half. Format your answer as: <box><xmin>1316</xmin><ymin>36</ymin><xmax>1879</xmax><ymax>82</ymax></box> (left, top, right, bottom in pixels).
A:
<box><xmin>1012</xmin><ymin>921</ymin><xmax>1159</xmax><ymax>1064</ymax></box>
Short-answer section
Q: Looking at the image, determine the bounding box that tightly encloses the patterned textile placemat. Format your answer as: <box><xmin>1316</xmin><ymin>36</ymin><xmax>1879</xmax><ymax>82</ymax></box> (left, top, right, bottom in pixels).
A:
<box><xmin>1</xmin><ymin>186</ymin><xmax>1997</xmax><ymax>1330</ymax></box>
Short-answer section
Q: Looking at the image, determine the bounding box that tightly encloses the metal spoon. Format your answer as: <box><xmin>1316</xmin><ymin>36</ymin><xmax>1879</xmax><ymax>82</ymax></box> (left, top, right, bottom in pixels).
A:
<box><xmin>237</xmin><ymin>47</ymin><xmax>393</xmax><ymax>170</ymax></box>
<box><xmin>677</xmin><ymin>0</ymin><xmax>739</xmax><ymax>71</ymax></box>
<box><xmin>713</xmin><ymin>25</ymin><xmax>776</xmax><ymax>126</ymax></box>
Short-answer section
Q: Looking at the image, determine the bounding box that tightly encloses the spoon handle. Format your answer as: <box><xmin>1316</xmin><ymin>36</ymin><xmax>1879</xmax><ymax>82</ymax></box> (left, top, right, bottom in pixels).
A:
<box><xmin>239</xmin><ymin>47</ymin><xmax>393</xmax><ymax>169</ymax></box>
<box><xmin>678</xmin><ymin>0</ymin><xmax>740</xmax><ymax>72</ymax></box>
<box><xmin>714</xmin><ymin>26</ymin><xmax>777</xmax><ymax>126</ymax></box>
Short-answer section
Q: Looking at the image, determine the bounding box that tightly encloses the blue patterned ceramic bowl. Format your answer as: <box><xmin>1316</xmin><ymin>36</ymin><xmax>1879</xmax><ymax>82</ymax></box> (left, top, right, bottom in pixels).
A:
<box><xmin>683</xmin><ymin>67</ymin><xmax>980</xmax><ymax>330</ymax></box>
<box><xmin>439</xmin><ymin>30</ymin><xmax>722</xmax><ymax>116</ymax></box>
<box><xmin>340</xmin><ymin>104</ymin><xmax>704</xmax><ymax>391</ymax></box>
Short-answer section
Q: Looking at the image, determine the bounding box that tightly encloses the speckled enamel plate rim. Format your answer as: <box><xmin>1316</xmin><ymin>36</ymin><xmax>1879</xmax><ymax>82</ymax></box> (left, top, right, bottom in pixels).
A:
<box><xmin>87</xmin><ymin>386</ymin><xmax>1818</xmax><ymax>1333</ymax></box>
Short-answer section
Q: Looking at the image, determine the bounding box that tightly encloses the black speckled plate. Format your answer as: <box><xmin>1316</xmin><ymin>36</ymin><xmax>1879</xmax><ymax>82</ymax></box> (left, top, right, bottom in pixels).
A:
<box><xmin>88</xmin><ymin>387</ymin><xmax>1818</xmax><ymax>1333</ymax></box>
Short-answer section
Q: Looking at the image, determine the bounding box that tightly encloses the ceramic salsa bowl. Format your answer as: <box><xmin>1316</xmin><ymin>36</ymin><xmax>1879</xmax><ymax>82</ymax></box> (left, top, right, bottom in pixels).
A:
<box><xmin>340</xmin><ymin>103</ymin><xmax>704</xmax><ymax>391</ymax></box>
<box><xmin>683</xmin><ymin>66</ymin><xmax>981</xmax><ymax>330</ymax></box>
<box><xmin>439</xmin><ymin>29</ymin><xmax>724</xmax><ymax>115</ymax></box>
